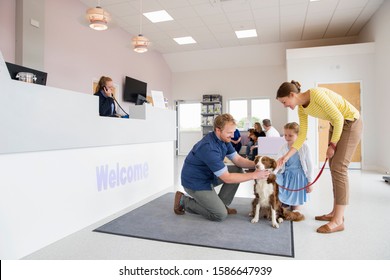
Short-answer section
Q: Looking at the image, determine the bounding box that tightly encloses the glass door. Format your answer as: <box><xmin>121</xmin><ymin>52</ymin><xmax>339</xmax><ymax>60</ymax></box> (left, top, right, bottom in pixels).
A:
<box><xmin>176</xmin><ymin>100</ymin><xmax>202</xmax><ymax>155</ymax></box>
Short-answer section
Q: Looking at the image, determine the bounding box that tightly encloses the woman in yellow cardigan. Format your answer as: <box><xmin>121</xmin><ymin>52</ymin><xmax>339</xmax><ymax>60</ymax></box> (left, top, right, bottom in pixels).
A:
<box><xmin>275</xmin><ymin>80</ymin><xmax>362</xmax><ymax>234</ymax></box>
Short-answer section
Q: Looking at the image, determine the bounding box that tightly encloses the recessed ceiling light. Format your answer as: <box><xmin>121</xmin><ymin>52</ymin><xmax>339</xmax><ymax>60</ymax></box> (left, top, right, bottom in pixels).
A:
<box><xmin>310</xmin><ymin>0</ymin><xmax>321</xmax><ymax>2</ymax></box>
<box><xmin>143</xmin><ymin>10</ymin><xmax>173</xmax><ymax>23</ymax></box>
<box><xmin>235</xmin><ymin>29</ymin><xmax>257</xmax><ymax>39</ymax></box>
<box><xmin>173</xmin><ymin>36</ymin><xmax>197</xmax><ymax>45</ymax></box>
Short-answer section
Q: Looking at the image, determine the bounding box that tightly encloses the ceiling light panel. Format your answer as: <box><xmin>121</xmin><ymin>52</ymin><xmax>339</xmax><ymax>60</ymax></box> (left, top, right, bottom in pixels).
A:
<box><xmin>235</xmin><ymin>29</ymin><xmax>257</xmax><ymax>38</ymax></box>
<box><xmin>143</xmin><ymin>10</ymin><xmax>174</xmax><ymax>23</ymax></box>
<box><xmin>173</xmin><ymin>36</ymin><xmax>197</xmax><ymax>45</ymax></box>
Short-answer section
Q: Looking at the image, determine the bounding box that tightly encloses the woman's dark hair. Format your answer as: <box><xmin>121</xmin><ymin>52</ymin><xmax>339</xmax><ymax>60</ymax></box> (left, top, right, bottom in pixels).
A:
<box><xmin>276</xmin><ymin>80</ymin><xmax>301</xmax><ymax>98</ymax></box>
<box><xmin>254</xmin><ymin>122</ymin><xmax>263</xmax><ymax>133</ymax></box>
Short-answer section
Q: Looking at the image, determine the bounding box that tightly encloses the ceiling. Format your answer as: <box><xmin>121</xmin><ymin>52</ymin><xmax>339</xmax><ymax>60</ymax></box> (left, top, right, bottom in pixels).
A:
<box><xmin>80</xmin><ymin>0</ymin><xmax>384</xmax><ymax>54</ymax></box>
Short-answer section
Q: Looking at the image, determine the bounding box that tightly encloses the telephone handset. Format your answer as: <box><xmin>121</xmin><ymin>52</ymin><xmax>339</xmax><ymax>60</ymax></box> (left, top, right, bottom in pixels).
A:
<box><xmin>103</xmin><ymin>85</ymin><xmax>114</xmax><ymax>98</ymax></box>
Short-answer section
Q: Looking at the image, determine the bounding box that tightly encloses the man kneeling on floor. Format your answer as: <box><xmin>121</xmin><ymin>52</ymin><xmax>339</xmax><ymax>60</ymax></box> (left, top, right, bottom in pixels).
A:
<box><xmin>174</xmin><ymin>113</ymin><xmax>270</xmax><ymax>222</ymax></box>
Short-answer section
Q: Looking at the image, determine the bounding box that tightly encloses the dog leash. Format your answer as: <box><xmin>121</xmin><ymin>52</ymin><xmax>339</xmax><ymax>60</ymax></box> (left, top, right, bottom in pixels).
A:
<box><xmin>278</xmin><ymin>158</ymin><xmax>328</xmax><ymax>192</ymax></box>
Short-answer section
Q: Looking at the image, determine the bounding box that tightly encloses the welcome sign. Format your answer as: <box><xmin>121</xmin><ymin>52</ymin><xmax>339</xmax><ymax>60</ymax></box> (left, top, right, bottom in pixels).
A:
<box><xmin>96</xmin><ymin>162</ymin><xmax>149</xmax><ymax>191</ymax></box>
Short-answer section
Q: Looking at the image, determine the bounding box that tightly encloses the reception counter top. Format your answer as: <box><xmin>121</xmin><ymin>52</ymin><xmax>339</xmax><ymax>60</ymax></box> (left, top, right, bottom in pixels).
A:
<box><xmin>0</xmin><ymin>62</ymin><xmax>175</xmax><ymax>154</ymax></box>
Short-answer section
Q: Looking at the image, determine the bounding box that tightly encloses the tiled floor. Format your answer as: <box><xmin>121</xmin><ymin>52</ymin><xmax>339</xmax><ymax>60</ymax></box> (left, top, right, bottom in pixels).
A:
<box><xmin>24</xmin><ymin>156</ymin><xmax>390</xmax><ymax>260</ymax></box>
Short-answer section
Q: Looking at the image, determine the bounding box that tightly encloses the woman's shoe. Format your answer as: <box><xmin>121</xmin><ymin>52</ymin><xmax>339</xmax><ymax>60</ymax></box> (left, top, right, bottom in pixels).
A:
<box><xmin>315</xmin><ymin>214</ymin><xmax>344</xmax><ymax>222</ymax></box>
<box><xmin>315</xmin><ymin>214</ymin><xmax>333</xmax><ymax>221</ymax></box>
<box><xmin>316</xmin><ymin>223</ymin><xmax>344</xmax><ymax>234</ymax></box>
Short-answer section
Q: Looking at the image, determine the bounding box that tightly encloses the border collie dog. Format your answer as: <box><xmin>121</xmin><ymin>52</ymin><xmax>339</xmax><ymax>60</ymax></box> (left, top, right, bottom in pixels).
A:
<box><xmin>250</xmin><ymin>155</ymin><xmax>304</xmax><ymax>228</ymax></box>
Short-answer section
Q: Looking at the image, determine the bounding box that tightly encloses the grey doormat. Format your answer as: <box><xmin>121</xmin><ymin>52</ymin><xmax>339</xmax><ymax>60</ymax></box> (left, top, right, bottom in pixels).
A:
<box><xmin>94</xmin><ymin>193</ymin><xmax>294</xmax><ymax>257</ymax></box>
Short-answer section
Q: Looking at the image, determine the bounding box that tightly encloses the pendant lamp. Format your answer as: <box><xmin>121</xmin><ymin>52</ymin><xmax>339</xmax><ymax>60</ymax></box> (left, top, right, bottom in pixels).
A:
<box><xmin>86</xmin><ymin>1</ymin><xmax>110</xmax><ymax>31</ymax></box>
<box><xmin>132</xmin><ymin>0</ymin><xmax>149</xmax><ymax>53</ymax></box>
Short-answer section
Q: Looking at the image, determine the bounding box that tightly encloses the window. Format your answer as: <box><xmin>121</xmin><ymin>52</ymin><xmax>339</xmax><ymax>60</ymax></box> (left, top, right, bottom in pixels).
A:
<box><xmin>229</xmin><ymin>100</ymin><xmax>247</xmax><ymax>129</ymax></box>
<box><xmin>251</xmin><ymin>99</ymin><xmax>270</xmax><ymax>124</ymax></box>
<box><xmin>228</xmin><ymin>98</ymin><xmax>270</xmax><ymax>130</ymax></box>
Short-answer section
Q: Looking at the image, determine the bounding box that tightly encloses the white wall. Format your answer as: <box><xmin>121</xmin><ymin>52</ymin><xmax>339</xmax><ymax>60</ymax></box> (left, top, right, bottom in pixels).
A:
<box><xmin>286</xmin><ymin>43</ymin><xmax>376</xmax><ymax>170</ymax></box>
<box><xmin>0</xmin><ymin>0</ymin><xmax>173</xmax><ymax>110</ymax></box>
<box><xmin>168</xmin><ymin>37</ymin><xmax>358</xmax><ymax>134</ymax></box>
<box><xmin>358</xmin><ymin>1</ymin><xmax>390</xmax><ymax>173</ymax></box>
<box><xmin>164</xmin><ymin>37</ymin><xmax>359</xmax><ymax>73</ymax></box>
<box><xmin>0</xmin><ymin>0</ymin><xmax>15</xmax><ymax>62</ymax></box>
<box><xmin>15</xmin><ymin>0</ymin><xmax>45</xmax><ymax>70</ymax></box>
<box><xmin>173</xmin><ymin>65</ymin><xmax>287</xmax><ymax>132</ymax></box>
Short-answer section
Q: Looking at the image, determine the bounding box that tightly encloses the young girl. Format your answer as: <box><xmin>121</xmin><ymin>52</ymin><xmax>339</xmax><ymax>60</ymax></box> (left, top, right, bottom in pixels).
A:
<box><xmin>276</xmin><ymin>122</ymin><xmax>314</xmax><ymax>210</ymax></box>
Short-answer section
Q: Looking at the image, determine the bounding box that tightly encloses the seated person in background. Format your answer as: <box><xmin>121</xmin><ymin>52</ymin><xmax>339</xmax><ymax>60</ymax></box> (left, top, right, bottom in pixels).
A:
<box><xmin>245</xmin><ymin>128</ymin><xmax>255</xmax><ymax>158</ymax></box>
<box><xmin>254</xmin><ymin>121</ymin><xmax>266</xmax><ymax>136</ymax></box>
<box><xmin>245</xmin><ymin>122</ymin><xmax>265</xmax><ymax>157</ymax></box>
<box><xmin>262</xmin><ymin>119</ymin><xmax>281</xmax><ymax>137</ymax></box>
<box><xmin>249</xmin><ymin>131</ymin><xmax>263</xmax><ymax>160</ymax></box>
<box><xmin>231</xmin><ymin>128</ymin><xmax>242</xmax><ymax>154</ymax></box>
<box><xmin>94</xmin><ymin>76</ymin><xmax>120</xmax><ymax>117</ymax></box>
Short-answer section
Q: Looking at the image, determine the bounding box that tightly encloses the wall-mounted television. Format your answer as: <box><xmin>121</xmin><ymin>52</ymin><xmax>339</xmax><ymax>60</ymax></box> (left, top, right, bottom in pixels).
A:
<box><xmin>123</xmin><ymin>76</ymin><xmax>147</xmax><ymax>104</ymax></box>
<box><xmin>5</xmin><ymin>62</ymin><xmax>48</xmax><ymax>85</ymax></box>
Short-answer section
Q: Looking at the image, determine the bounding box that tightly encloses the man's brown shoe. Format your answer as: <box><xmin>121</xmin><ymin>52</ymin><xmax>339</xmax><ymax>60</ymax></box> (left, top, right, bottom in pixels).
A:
<box><xmin>226</xmin><ymin>206</ymin><xmax>237</xmax><ymax>215</ymax></box>
<box><xmin>174</xmin><ymin>191</ymin><xmax>185</xmax><ymax>215</ymax></box>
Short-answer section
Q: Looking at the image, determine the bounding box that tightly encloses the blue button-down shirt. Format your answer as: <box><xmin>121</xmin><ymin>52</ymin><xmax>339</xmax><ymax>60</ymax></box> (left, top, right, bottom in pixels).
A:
<box><xmin>181</xmin><ymin>132</ymin><xmax>237</xmax><ymax>191</ymax></box>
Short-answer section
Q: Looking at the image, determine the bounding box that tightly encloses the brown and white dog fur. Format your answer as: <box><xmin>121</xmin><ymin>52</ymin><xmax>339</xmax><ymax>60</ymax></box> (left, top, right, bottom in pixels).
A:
<box><xmin>250</xmin><ymin>156</ymin><xmax>282</xmax><ymax>228</ymax></box>
<box><xmin>250</xmin><ymin>155</ymin><xmax>304</xmax><ymax>228</ymax></box>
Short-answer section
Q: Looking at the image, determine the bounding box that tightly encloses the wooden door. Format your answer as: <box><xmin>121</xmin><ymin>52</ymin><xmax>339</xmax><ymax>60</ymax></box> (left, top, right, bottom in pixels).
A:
<box><xmin>317</xmin><ymin>82</ymin><xmax>361</xmax><ymax>169</ymax></box>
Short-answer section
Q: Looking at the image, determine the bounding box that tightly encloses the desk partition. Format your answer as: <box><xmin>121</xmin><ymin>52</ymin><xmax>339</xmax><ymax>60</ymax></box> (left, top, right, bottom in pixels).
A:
<box><xmin>0</xmin><ymin>51</ymin><xmax>176</xmax><ymax>259</ymax></box>
<box><xmin>257</xmin><ymin>137</ymin><xmax>287</xmax><ymax>159</ymax></box>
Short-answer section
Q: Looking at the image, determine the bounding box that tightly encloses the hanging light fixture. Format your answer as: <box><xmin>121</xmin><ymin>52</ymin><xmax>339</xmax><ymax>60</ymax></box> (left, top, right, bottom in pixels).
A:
<box><xmin>133</xmin><ymin>35</ymin><xmax>149</xmax><ymax>53</ymax></box>
<box><xmin>132</xmin><ymin>0</ymin><xmax>149</xmax><ymax>53</ymax></box>
<box><xmin>86</xmin><ymin>1</ymin><xmax>110</xmax><ymax>31</ymax></box>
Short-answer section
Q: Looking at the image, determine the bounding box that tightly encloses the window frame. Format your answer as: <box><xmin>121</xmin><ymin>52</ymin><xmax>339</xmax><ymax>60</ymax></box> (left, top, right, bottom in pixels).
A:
<box><xmin>227</xmin><ymin>97</ymin><xmax>271</xmax><ymax>130</ymax></box>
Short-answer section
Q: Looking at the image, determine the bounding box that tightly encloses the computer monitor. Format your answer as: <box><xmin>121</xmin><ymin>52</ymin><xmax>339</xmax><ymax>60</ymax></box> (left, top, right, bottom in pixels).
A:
<box><xmin>5</xmin><ymin>62</ymin><xmax>48</xmax><ymax>85</ymax></box>
<box><xmin>135</xmin><ymin>94</ymin><xmax>148</xmax><ymax>105</ymax></box>
<box><xmin>123</xmin><ymin>76</ymin><xmax>147</xmax><ymax>103</ymax></box>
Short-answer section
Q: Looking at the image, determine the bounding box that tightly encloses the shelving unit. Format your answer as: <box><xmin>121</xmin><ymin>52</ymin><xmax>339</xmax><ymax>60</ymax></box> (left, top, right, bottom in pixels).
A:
<box><xmin>201</xmin><ymin>94</ymin><xmax>222</xmax><ymax>136</ymax></box>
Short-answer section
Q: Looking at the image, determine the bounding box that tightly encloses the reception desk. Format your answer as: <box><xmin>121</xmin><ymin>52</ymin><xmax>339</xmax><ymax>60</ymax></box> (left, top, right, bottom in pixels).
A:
<box><xmin>0</xmin><ymin>52</ymin><xmax>176</xmax><ymax>259</ymax></box>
